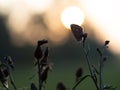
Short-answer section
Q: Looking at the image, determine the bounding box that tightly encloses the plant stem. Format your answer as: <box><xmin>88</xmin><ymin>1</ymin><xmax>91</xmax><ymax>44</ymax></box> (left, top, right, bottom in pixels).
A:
<box><xmin>99</xmin><ymin>56</ymin><xmax>104</xmax><ymax>90</ymax></box>
<box><xmin>38</xmin><ymin>60</ymin><xmax>42</xmax><ymax>90</ymax></box>
<box><xmin>99</xmin><ymin>57</ymin><xmax>102</xmax><ymax>90</ymax></box>
<box><xmin>83</xmin><ymin>47</ymin><xmax>99</xmax><ymax>90</ymax></box>
<box><xmin>9</xmin><ymin>76</ymin><xmax>17</xmax><ymax>90</ymax></box>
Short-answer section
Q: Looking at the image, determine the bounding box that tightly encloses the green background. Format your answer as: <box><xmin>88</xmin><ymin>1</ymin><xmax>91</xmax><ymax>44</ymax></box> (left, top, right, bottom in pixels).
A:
<box><xmin>0</xmin><ymin>15</ymin><xmax>120</xmax><ymax>90</ymax></box>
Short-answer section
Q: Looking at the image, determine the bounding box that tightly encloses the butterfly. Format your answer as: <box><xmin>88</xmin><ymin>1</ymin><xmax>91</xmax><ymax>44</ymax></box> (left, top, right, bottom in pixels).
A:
<box><xmin>70</xmin><ymin>24</ymin><xmax>83</xmax><ymax>41</ymax></box>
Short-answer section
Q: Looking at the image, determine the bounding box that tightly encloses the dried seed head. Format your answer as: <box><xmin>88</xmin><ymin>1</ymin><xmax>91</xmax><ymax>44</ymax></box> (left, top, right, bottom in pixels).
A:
<box><xmin>34</xmin><ymin>44</ymin><xmax>43</xmax><ymax>60</ymax></box>
<box><xmin>34</xmin><ymin>40</ymin><xmax>48</xmax><ymax>60</ymax></box>
<box><xmin>75</xmin><ymin>67</ymin><xmax>83</xmax><ymax>82</ymax></box>
<box><xmin>104</xmin><ymin>40</ymin><xmax>110</xmax><ymax>46</ymax></box>
<box><xmin>31</xmin><ymin>83</ymin><xmax>37</xmax><ymax>90</ymax></box>
<box><xmin>103</xmin><ymin>56</ymin><xmax>108</xmax><ymax>62</ymax></box>
<box><xmin>41</xmin><ymin>66</ymin><xmax>49</xmax><ymax>83</ymax></box>
<box><xmin>70</xmin><ymin>24</ymin><xmax>84</xmax><ymax>42</ymax></box>
<box><xmin>40</xmin><ymin>47</ymin><xmax>49</xmax><ymax>67</ymax></box>
<box><xmin>38</xmin><ymin>40</ymin><xmax>48</xmax><ymax>46</ymax></box>
<box><xmin>44</xmin><ymin>47</ymin><xmax>49</xmax><ymax>57</ymax></box>
<box><xmin>56</xmin><ymin>82</ymin><xmax>66</xmax><ymax>90</ymax></box>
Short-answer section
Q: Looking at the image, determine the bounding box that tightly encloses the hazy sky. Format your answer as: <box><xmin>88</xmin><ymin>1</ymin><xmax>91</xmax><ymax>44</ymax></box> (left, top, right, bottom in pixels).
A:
<box><xmin>0</xmin><ymin>0</ymin><xmax>120</xmax><ymax>54</ymax></box>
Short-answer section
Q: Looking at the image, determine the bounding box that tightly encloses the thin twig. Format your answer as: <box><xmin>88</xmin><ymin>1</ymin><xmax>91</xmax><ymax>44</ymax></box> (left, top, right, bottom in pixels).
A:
<box><xmin>99</xmin><ymin>47</ymin><xmax>105</xmax><ymax>90</ymax></box>
<box><xmin>99</xmin><ymin>56</ymin><xmax>103</xmax><ymax>90</ymax></box>
<box><xmin>83</xmin><ymin>47</ymin><xmax>99</xmax><ymax>90</ymax></box>
<box><xmin>9</xmin><ymin>76</ymin><xmax>17</xmax><ymax>90</ymax></box>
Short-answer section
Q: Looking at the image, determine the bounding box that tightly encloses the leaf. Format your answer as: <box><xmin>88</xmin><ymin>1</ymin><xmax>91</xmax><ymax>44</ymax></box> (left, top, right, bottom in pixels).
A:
<box><xmin>104</xmin><ymin>85</ymin><xmax>112</xmax><ymax>89</ymax></box>
<box><xmin>79</xmin><ymin>75</ymin><xmax>90</xmax><ymax>83</ymax></box>
<box><xmin>104</xmin><ymin>85</ymin><xmax>116</xmax><ymax>90</ymax></box>
<box><xmin>72</xmin><ymin>75</ymin><xmax>90</xmax><ymax>90</ymax></box>
<box><xmin>3</xmin><ymin>80</ymin><xmax>8</xmax><ymax>89</ymax></box>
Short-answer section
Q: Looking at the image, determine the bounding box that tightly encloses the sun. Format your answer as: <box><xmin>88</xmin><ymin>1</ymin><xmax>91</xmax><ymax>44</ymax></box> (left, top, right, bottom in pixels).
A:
<box><xmin>61</xmin><ymin>6</ymin><xmax>85</xmax><ymax>29</ymax></box>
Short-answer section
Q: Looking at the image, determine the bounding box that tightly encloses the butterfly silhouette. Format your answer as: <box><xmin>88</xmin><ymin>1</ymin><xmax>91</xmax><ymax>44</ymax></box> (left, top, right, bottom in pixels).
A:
<box><xmin>70</xmin><ymin>24</ymin><xmax>83</xmax><ymax>41</ymax></box>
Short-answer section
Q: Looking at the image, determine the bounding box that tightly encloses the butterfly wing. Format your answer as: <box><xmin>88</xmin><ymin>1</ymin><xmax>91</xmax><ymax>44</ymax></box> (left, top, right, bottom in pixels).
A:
<box><xmin>70</xmin><ymin>24</ymin><xmax>83</xmax><ymax>41</ymax></box>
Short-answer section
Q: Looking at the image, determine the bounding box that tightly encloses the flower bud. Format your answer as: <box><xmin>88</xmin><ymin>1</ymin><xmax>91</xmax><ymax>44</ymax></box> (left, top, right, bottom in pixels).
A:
<box><xmin>75</xmin><ymin>67</ymin><xmax>83</xmax><ymax>82</ymax></box>
<box><xmin>104</xmin><ymin>40</ymin><xmax>110</xmax><ymax>46</ymax></box>
<box><xmin>56</xmin><ymin>82</ymin><xmax>66</xmax><ymax>90</ymax></box>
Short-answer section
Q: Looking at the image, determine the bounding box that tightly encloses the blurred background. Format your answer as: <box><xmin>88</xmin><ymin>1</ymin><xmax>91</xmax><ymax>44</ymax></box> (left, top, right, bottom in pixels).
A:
<box><xmin>0</xmin><ymin>0</ymin><xmax>120</xmax><ymax>90</ymax></box>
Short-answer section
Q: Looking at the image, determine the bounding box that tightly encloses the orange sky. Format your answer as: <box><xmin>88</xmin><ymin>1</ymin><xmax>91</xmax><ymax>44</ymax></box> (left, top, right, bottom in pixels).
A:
<box><xmin>0</xmin><ymin>0</ymin><xmax>120</xmax><ymax>54</ymax></box>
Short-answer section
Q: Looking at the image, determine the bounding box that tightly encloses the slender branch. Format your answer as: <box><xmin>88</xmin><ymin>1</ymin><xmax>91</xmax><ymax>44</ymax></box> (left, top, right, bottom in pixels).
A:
<box><xmin>9</xmin><ymin>75</ymin><xmax>17</xmax><ymax>90</ymax></box>
<box><xmin>99</xmin><ymin>47</ymin><xmax>105</xmax><ymax>90</ymax></box>
<box><xmin>99</xmin><ymin>56</ymin><xmax>103</xmax><ymax>90</ymax></box>
<box><xmin>83</xmin><ymin>47</ymin><xmax>99</xmax><ymax>90</ymax></box>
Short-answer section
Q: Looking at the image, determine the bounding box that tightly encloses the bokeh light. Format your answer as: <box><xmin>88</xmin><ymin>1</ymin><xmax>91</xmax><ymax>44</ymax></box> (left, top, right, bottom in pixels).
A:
<box><xmin>61</xmin><ymin>6</ymin><xmax>84</xmax><ymax>29</ymax></box>
<box><xmin>0</xmin><ymin>0</ymin><xmax>120</xmax><ymax>54</ymax></box>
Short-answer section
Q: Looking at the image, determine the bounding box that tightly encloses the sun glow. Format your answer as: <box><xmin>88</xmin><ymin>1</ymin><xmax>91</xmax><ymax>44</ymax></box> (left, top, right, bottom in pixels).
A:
<box><xmin>77</xmin><ymin>0</ymin><xmax>120</xmax><ymax>54</ymax></box>
<box><xmin>61</xmin><ymin>6</ymin><xmax>84</xmax><ymax>29</ymax></box>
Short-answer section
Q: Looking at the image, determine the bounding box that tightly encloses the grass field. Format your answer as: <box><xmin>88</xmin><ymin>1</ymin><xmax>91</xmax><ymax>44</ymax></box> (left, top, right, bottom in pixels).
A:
<box><xmin>3</xmin><ymin>57</ymin><xmax>120</xmax><ymax>90</ymax></box>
